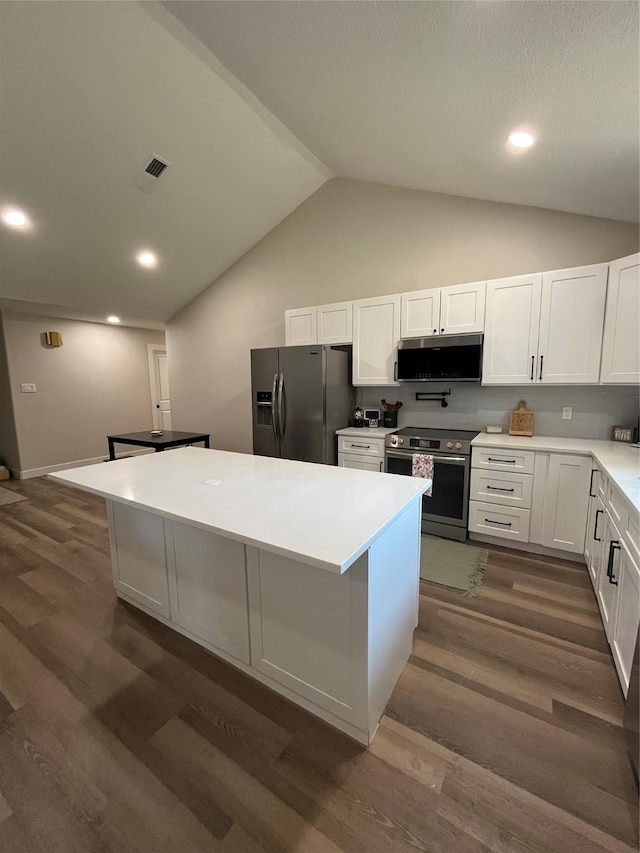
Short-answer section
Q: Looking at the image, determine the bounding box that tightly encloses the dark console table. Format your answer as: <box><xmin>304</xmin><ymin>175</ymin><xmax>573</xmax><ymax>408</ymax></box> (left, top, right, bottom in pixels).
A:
<box><xmin>106</xmin><ymin>431</ymin><xmax>210</xmax><ymax>461</ymax></box>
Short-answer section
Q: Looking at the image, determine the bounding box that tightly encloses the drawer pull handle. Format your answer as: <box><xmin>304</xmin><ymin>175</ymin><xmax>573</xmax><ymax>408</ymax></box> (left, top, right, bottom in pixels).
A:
<box><xmin>485</xmin><ymin>518</ymin><xmax>512</xmax><ymax>527</ymax></box>
<box><xmin>351</xmin><ymin>444</ymin><xmax>371</xmax><ymax>449</ymax></box>
<box><xmin>486</xmin><ymin>486</ymin><xmax>515</xmax><ymax>492</ymax></box>
<box><xmin>488</xmin><ymin>457</ymin><xmax>516</xmax><ymax>464</ymax></box>
<box><xmin>593</xmin><ymin>508</ymin><xmax>603</xmax><ymax>542</ymax></box>
<box><xmin>589</xmin><ymin>469</ymin><xmax>597</xmax><ymax>498</ymax></box>
<box><xmin>530</xmin><ymin>355</ymin><xmax>534</xmax><ymax>381</ymax></box>
<box><xmin>607</xmin><ymin>540</ymin><xmax>620</xmax><ymax>585</ymax></box>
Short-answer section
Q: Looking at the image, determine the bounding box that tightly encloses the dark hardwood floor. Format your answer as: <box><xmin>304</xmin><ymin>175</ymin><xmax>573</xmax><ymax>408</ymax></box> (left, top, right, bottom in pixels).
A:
<box><xmin>0</xmin><ymin>477</ymin><xmax>637</xmax><ymax>852</ymax></box>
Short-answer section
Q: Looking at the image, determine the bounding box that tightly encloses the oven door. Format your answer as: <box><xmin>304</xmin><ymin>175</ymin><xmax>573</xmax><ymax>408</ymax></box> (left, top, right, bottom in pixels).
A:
<box><xmin>386</xmin><ymin>449</ymin><xmax>470</xmax><ymax>528</ymax></box>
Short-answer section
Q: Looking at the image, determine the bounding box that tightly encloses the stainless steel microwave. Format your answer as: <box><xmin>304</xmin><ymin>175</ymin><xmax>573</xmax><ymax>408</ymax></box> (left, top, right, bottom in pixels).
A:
<box><xmin>397</xmin><ymin>334</ymin><xmax>483</xmax><ymax>382</ymax></box>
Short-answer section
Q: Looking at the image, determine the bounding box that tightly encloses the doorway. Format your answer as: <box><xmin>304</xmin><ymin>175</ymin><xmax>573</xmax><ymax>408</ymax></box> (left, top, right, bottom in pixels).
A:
<box><xmin>147</xmin><ymin>344</ymin><xmax>172</xmax><ymax>430</ymax></box>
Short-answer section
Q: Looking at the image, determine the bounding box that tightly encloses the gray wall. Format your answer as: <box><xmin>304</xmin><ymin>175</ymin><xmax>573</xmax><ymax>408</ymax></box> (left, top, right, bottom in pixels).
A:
<box><xmin>167</xmin><ymin>178</ymin><xmax>640</xmax><ymax>453</ymax></box>
<box><xmin>0</xmin><ymin>314</ymin><xmax>21</xmax><ymax>470</ymax></box>
<box><xmin>2</xmin><ymin>313</ymin><xmax>165</xmax><ymax>476</ymax></box>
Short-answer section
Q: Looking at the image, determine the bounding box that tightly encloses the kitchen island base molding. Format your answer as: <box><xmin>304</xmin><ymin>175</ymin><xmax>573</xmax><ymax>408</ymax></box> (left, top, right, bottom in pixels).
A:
<box><xmin>107</xmin><ymin>498</ymin><xmax>421</xmax><ymax>746</ymax></box>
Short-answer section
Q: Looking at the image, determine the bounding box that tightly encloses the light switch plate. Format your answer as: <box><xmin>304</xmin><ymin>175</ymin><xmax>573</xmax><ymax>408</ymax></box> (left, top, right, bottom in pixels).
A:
<box><xmin>562</xmin><ymin>407</ymin><xmax>573</xmax><ymax>420</ymax></box>
<box><xmin>20</xmin><ymin>383</ymin><xmax>37</xmax><ymax>393</ymax></box>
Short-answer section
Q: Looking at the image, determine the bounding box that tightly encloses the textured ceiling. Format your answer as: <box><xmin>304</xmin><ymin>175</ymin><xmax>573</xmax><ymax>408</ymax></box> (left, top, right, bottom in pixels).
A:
<box><xmin>0</xmin><ymin>2</ymin><xmax>328</xmax><ymax>326</ymax></box>
<box><xmin>166</xmin><ymin>0</ymin><xmax>640</xmax><ymax>223</ymax></box>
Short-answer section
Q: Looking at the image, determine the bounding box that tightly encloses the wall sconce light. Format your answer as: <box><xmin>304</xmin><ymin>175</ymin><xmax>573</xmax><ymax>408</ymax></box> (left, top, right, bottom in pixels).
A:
<box><xmin>44</xmin><ymin>331</ymin><xmax>63</xmax><ymax>347</ymax></box>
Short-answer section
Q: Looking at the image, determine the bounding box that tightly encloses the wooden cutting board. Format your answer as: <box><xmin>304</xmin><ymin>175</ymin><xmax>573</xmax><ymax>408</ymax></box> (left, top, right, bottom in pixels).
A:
<box><xmin>509</xmin><ymin>400</ymin><xmax>534</xmax><ymax>436</ymax></box>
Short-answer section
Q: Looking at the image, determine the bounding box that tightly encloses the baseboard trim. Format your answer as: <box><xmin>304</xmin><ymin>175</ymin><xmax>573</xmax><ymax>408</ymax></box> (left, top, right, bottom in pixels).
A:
<box><xmin>469</xmin><ymin>532</ymin><xmax>586</xmax><ymax>564</ymax></box>
<box><xmin>15</xmin><ymin>448</ymin><xmax>152</xmax><ymax>479</ymax></box>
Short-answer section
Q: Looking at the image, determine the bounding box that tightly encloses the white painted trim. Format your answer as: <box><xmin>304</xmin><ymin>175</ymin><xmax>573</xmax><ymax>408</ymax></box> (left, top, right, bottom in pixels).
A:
<box><xmin>147</xmin><ymin>343</ymin><xmax>168</xmax><ymax>430</ymax></box>
<box><xmin>469</xmin><ymin>532</ymin><xmax>585</xmax><ymax>563</ymax></box>
<box><xmin>18</xmin><ymin>448</ymin><xmax>152</xmax><ymax>479</ymax></box>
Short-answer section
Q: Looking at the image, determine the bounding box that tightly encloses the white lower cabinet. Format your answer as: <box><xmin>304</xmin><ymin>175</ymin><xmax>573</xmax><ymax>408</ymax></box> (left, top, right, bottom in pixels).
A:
<box><xmin>468</xmin><ymin>501</ymin><xmax>531</xmax><ymax>542</ymax></box>
<box><xmin>168</xmin><ymin>522</ymin><xmax>250</xmax><ymax>664</ymax></box>
<box><xmin>108</xmin><ymin>502</ymin><xmax>171</xmax><ymax>618</ymax></box>
<box><xmin>534</xmin><ymin>454</ymin><xmax>592</xmax><ymax>553</ymax></box>
<box><xmin>470</xmin><ymin>468</ymin><xmax>532</xmax><ymax>509</ymax></box>
<box><xmin>611</xmin><ymin>540</ymin><xmax>640</xmax><ymax>695</ymax></box>
<box><xmin>598</xmin><ymin>513</ymin><xmax>621</xmax><ymax>640</ymax></box>
<box><xmin>338</xmin><ymin>432</ymin><xmax>386</xmax><ymax>472</ymax></box>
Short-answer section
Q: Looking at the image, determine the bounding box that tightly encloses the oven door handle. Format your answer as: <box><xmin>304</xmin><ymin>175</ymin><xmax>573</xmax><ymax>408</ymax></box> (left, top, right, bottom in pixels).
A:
<box><xmin>385</xmin><ymin>450</ymin><xmax>466</xmax><ymax>464</ymax></box>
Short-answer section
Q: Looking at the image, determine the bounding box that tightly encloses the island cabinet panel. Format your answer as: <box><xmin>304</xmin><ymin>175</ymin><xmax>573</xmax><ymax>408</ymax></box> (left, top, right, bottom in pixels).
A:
<box><xmin>108</xmin><ymin>502</ymin><xmax>170</xmax><ymax>618</ymax></box>
<box><xmin>167</xmin><ymin>522</ymin><xmax>250</xmax><ymax>665</ymax></box>
<box><xmin>247</xmin><ymin>548</ymin><xmax>369</xmax><ymax>730</ymax></box>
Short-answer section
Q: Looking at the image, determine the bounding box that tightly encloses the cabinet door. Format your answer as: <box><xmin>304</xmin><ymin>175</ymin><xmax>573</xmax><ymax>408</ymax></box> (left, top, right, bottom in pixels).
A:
<box><xmin>598</xmin><ymin>514</ymin><xmax>622</xmax><ymax>640</ymax></box>
<box><xmin>538</xmin><ymin>264</ymin><xmax>608</xmax><ymax>384</ymax></box>
<box><xmin>539</xmin><ymin>454</ymin><xmax>591</xmax><ymax>553</ymax></box>
<box><xmin>482</xmin><ymin>274</ymin><xmax>542</xmax><ymax>384</ymax></box>
<box><xmin>353</xmin><ymin>294</ymin><xmax>401</xmax><ymax>385</ymax></box>
<box><xmin>168</xmin><ymin>522</ymin><xmax>250</xmax><ymax>664</ymax></box>
<box><xmin>584</xmin><ymin>494</ymin><xmax>606</xmax><ymax>590</ymax></box>
<box><xmin>600</xmin><ymin>253</ymin><xmax>640</xmax><ymax>384</ymax></box>
<box><xmin>285</xmin><ymin>307</ymin><xmax>317</xmax><ymax>346</ymax></box>
<box><xmin>400</xmin><ymin>289</ymin><xmax>440</xmax><ymax>339</ymax></box>
<box><xmin>338</xmin><ymin>453</ymin><xmax>384</xmax><ymax>473</ymax></box>
<box><xmin>611</xmin><ymin>541</ymin><xmax>640</xmax><ymax>695</ymax></box>
<box><xmin>317</xmin><ymin>302</ymin><xmax>353</xmax><ymax>345</ymax></box>
<box><xmin>440</xmin><ymin>281</ymin><xmax>486</xmax><ymax>335</ymax></box>
<box><xmin>109</xmin><ymin>502</ymin><xmax>170</xmax><ymax>618</ymax></box>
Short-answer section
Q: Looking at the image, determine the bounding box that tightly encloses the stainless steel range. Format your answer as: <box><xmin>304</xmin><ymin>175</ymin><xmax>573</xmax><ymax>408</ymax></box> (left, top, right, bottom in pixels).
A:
<box><xmin>385</xmin><ymin>427</ymin><xmax>480</xmax><ymax>541</ymax></box>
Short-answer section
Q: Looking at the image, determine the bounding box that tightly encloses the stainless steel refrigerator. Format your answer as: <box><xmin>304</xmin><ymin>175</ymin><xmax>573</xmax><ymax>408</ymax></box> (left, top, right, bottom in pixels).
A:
<box><xmin>251</xmin><ymin>345</ymin><xmax>355</xmax><ymax>465</ymax></box>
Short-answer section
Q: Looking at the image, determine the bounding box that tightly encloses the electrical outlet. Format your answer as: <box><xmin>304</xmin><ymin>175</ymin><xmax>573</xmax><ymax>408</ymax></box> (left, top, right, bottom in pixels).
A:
<box><xmin>562</xmin><ymin>406</ymin><xmax>573</xmax><ymax>420</ymax></box>
<box><xmin>20</xmin><ymin>383</ymin><xmax>36</xmax><ymax>393</ymax></box>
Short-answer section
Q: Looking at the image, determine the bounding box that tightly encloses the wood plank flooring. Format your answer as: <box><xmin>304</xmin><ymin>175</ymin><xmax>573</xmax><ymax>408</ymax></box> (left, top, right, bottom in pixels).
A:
<box><xmin>0</xmin><ymin>477</ymin><xmax>637</xmax><ymax>852</ymax></box>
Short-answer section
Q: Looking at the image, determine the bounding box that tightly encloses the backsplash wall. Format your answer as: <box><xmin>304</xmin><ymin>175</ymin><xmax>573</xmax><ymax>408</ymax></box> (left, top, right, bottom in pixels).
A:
<box><xmin>358</xmin><ymin>384</ymin><xmax>640</xmax><ymax>440</ymax></box>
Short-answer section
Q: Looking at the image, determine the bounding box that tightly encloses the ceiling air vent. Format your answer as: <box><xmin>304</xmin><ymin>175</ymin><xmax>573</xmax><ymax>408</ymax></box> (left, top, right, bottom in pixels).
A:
<box><xmin>132</xmin><ymin>154</ymin><xmax>171</xmax><ymax>195</ymax></box>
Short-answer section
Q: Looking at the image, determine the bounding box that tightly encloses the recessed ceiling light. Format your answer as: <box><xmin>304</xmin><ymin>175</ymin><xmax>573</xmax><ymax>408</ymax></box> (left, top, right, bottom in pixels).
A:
<box><xmin>107</xmin><ymin>315</ymin><xmax>120</xmax><ymax>324</ymax></box>
<box><xmin>508</xmin><ymin>130</ymin><xmax>536</xmax><ymax>149</ymax></box>
<box><xmin>136</xmin><ymin>249</ymin><xmax>158</xmax><ymax>268</ymax></box>
<box><xmin>1</xmin><ymin>206</ymin><xmax>31</xmax><ymax>230</ymax></box>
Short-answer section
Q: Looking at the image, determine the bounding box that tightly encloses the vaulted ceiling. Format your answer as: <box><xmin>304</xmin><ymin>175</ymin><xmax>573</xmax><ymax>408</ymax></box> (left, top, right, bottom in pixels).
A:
<box><xmin>0</xmin><ymin>1</ymin><xmax>638</xmax><ymax>327</ymax></box>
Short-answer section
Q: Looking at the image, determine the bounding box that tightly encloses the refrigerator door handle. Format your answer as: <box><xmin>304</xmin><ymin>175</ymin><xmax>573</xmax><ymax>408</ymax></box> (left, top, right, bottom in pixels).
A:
<box><xmin>271</xmin><ymin>373</ymin><xmax>279</xmax><ymax>442</ymax></box>
<box><xmin>278</xmin><ymin>373</ymin><xmax>286</xmax><ymax>440</ymax></box>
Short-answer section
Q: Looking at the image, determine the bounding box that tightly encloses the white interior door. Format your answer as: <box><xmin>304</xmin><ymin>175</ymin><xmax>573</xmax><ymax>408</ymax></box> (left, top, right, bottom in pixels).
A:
<box><xmin>148</xmin><ymin>344</ymin><xmax>172</xmax><ymax>430</ymax></box>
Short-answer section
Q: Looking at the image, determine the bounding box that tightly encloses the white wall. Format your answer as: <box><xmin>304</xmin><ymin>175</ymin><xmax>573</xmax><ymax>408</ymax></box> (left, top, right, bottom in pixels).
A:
<box><xmin>167</xmin><ymin>178</ymin><xmax>639</xmax><ymax>453</ymax></box>
<box><xmin>1</xmin><ymin>313</ymin><xmax>165</xmax><ymax>476</ymax></box>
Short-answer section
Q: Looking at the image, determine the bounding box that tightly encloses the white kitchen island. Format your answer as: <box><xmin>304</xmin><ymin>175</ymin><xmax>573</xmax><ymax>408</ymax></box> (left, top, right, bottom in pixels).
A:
<box><xmin>49</xmin><ymin>447</ymin><xmax>429</xmax><ymax>745</ymax></box>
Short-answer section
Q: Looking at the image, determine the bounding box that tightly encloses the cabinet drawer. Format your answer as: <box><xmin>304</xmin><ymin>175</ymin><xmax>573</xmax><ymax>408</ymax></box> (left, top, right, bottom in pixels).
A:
<box><xmin>472</xmin><ymin>448</ymin><xmax>535</xmax><ymax>474</ymax></box>
<box><xmin>469</xmin><ymin>500</ymin><xmax>531</xmax><ymax>542</ymax></box>
<box><xmin>606</xmin><ymin>482</ymin><xmax>625</xmax><ymax>528</ymax></box>
<box><xmin>338</xmin><ymin>436</ymin><xmax>385</xmax><ymax>457</ymax></box>
<box><xmin>470</xmin><ymin>469</ymin><xmax>533</xmax><ymax>509</ymax></box>
<box><xmin>338</xmin><ymin>453</ymin><xmax>384</xmax><ymax>473</ymax></box>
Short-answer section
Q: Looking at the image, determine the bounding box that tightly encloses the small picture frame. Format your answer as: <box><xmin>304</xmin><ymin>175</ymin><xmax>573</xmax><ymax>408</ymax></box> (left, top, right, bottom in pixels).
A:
<box><xmin>611</xmin><ymin>425</ymin><xmax>633</xmax><ymax>443</ymax></box>
<box><xmin>364</xmin><ymin>408</ymin><xmax>381</xmax><ymax>428</ymax></box>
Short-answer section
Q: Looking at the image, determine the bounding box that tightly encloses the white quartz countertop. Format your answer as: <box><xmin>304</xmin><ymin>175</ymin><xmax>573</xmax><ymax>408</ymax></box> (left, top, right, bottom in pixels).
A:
<box><xmin>472</xmin><ymin>433</ymin><xmax>640</xmax><ymax>515</ymax></box>
<box><xmin>336</xmin><ymin>427</ymin><xmax>397</xmax><ymax>438</ymax></box>
<box><xmin>49</xmin><ymin>447</ymin><xmax>429</xmax><ymax>574</ymax></box>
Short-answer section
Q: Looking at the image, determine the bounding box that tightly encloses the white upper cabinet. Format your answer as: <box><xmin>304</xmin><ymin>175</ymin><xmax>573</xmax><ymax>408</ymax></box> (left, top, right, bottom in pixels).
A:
<box><xmin>440</xmin><ymin>281</ymin><xmax>486</xmax><ymax>335</ymax></box>
<box><xmin>317</xmin><ymin>301</ymin><xmax>353</xmax><ymax>345</ymax></box>
<box><xmin>483</xmin><ymin>263</ymin><xmax>608</xmax><ymax>386</ymax></box>
<box><xmin>482</xmin><ymin>274</ymin><xmax>542</xmax><ymax>384</ymax></box>
<box><xmin>285</xmin><ymin>306</ymin><xmax>317</xmax><ymax>346</ymax></box>
<box><xmin>400</xmin><ymin>288</ymin><xmax>440</xmax><ymax>338</ymax></box>
<box><xmin>352</xmin><ymin>294</ymin><xmax>401</xmax><ymax>386</ymax></box>
<box><xmin>600</xmin><ymin>253</ymin><xmax>640</xmax><ymax>384</ymax></box>
<box><xmin>400</xmin><ymin>281</ymin><xmax>485</xmax><ymax>339</ymax></box>
<box><xmin>537</xmin><ymin>264</ymin><xmax>608</xmax><ymax>384</ymax></box>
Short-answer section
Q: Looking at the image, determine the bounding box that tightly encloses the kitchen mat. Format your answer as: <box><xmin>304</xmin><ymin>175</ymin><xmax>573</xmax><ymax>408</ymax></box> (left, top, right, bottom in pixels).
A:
<box><xmin>0</xmin><ymin>486</ymin><xmax>28</xmax><ymax>507</ymax></box>
<box><xmin>420</xmin><ymin>535</ymin><xmax>488</xmax><ymax>597</ymax></box>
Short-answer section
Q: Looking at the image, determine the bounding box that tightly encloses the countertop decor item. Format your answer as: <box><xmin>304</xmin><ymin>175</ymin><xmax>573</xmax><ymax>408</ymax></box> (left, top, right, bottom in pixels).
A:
<box><xmin>612</xmin><ymin>425</ymin><xmax>634</xmax><ymax>443</ymax></box>
<box><xmin>509</xmin><ymin>400</ymin><xmax>534</xmax><ymax>436</ymax></box>
<box><xmin>381</xmin><ymin>400</ymin><xmax>402</xmax><ymax>427</ymax></box>
<box><xmin>485</xmin><ymin>425</ymin><xmax>503</xmax><ymax>434</ymax></box>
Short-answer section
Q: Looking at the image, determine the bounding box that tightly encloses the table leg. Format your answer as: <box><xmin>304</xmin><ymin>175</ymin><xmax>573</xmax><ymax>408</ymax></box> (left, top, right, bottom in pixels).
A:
<box><xmin>156</xmin><ymin>446</ymin><xmax>165</xmax><ymax>452</ymax></box>
<box><xmin>204</xmin><ymin>437</ymin><xmax>210</xmax><ymax>448</ymax></box>
<box><xmin>108</xmin><ymin>439</ymin><xmax>116</xmax><ymax>461</ymax></box>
